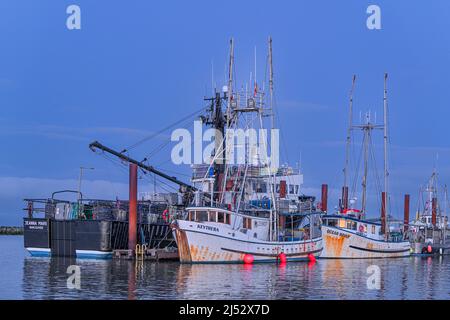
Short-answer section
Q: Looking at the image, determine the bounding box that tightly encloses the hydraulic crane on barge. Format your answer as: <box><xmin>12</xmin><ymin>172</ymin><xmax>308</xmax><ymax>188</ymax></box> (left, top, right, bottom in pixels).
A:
<box><xmin>88</xmin><ymin>140</ymin><xmax>202</xmax><ymax>206</ymax></box>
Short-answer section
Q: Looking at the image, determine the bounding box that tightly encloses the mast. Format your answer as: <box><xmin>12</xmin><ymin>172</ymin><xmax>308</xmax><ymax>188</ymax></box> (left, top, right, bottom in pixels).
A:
<box><xmin>444</xmin><ymin>185</ymin><xmax>448</xmax><ymax>244</ymax></box>
<box><xmin>267</xmin><ymin>36</ymin><xmax>277</xmax><ymax>241</ymax></box>
<box><xmin>226</xmin><ymin>38</ymin><xmax>234</xmax><ymax>127</ymax></box>
<box><xmin>361</xmin><ymin>115</ymin><xmax>370</xmax><ymax>214</ymax></box>
<box><xmin>344</xmin><ymin>75</ymin><xmax>356</xmax><ymax>191</ymax></box>
<box><xmin>343</xmin><ymin>75</ymin><xmax>356</xmax><ymax>212</ymax></box>
<box><xmin>383</xmin><ymin>73</ymin><xmax>389</xmax><ymax>238</ymax></box>
<box><xmin>220</xmin><ymin>38</ymin><xmax>234</xmax><ymax>203</ymax></box>
<box><xmin>269</xmin><ymin>36</ymin><xmax>274</xmax><ymax>128</ymax></box>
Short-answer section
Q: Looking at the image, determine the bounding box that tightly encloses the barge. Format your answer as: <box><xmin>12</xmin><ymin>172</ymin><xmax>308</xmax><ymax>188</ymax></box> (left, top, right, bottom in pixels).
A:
<box><xmin>23</xmin><ymin>190</ymin><xmax>182</xmax><ymax>259</ymax></box>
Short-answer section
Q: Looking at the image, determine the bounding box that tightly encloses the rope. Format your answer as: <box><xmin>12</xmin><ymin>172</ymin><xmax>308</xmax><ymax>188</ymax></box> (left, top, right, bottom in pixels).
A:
<box><xmin>121</xmin><ymin>106</ymin><xmax>206</xmax><ymax>153</ymax></box>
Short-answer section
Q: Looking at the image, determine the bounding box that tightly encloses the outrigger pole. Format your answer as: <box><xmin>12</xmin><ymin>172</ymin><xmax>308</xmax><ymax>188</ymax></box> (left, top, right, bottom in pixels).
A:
<box><xmin>89</xmin><ymin>141</ymin><xmax>197</xmax><ymax>192</ymax></box>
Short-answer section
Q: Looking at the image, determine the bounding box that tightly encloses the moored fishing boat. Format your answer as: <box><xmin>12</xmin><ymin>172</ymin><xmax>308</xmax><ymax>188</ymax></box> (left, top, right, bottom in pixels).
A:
<box><xmin>321</xmin><ymin>74</ymin><xmax>410</xmax><ymax>259</ymax></box>
<box><xmin>407</xmin><ymin>170</ymin><xmax>450</xmax><ymax>255</ymax></box>
<box><xmin>172</xmin><ymin>38</ymin><xmax>323</xmax><ymax>263</ymax></box>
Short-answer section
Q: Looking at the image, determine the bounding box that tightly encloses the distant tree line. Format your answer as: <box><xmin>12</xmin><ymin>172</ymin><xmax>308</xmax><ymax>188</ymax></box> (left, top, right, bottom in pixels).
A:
<box><xmin>0</xmin><ymin>226</ymin><xmax>23</xmax><ymax>235</ymax></box>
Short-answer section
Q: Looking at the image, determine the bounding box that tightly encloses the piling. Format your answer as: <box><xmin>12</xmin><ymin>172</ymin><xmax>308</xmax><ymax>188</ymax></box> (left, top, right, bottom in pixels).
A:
<box><xmin>280</xmin><ymin>180</ymin><xmax>287</xmax><ymax>198</ymax></box>
<box><xmin>342</xmin><ymin>186</ymin><xmax>349</xmax><ymax>211</ymax></box>
<box><xmin>404</xmin><ymin>194</ymin><xmax>410</xmax><ymax>233</ymax></box>
<box><xmin>381</xmin><ymin>191</ymin><xmax>386</xmax><ymax>235</ymax></box>
<box><xmin>432</xmin><ymin>197</ymin><xmax>437</xmax><ymax>227</ymax></box>
<box><xmin>321</xmin><ymin>184</ymin><xmax>328</xmax><ymax>212</ymax></box>
<box><xmin>128</xmin><ymin>163</ymin><xmax>138</xmax><ymax>251</ymax></box>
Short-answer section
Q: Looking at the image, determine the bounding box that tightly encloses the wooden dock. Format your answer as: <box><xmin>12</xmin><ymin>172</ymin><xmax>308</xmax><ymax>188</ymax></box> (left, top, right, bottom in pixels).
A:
<box><xmin>113</xmin><ymin>248</ymin><xmax>179</xmax><ymax>261</ymax></box>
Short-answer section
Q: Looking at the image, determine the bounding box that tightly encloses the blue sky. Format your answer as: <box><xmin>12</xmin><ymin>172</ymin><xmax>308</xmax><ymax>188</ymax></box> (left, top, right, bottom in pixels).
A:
<box><xmin>1</xmin><ymin>0</ymin><xmax>450</xmax><ymax>225</ymax></box>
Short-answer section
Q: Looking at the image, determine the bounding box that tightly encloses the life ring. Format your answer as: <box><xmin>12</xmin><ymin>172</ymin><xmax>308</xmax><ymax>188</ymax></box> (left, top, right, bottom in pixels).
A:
<box><xmin>162</xmin><ymin>209</ymin><xmax>169</xmax><ymax>222</ymax></box>
<box><xmin>358</xmin><ymin>225</ymin><xmax>365</xmax><ymax>233</ymax></box>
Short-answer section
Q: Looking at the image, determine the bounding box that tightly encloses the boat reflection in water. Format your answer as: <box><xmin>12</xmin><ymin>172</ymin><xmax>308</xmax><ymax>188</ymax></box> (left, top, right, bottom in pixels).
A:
<box><xmin>21</xmin><ymin>255</ymin><xmax>449</xmax><ymax>299</ymax></box>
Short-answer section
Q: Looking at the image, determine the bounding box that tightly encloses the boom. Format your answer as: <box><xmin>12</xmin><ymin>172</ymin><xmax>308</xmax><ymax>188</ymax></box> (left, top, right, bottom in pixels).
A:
<box><xmin>89</xmin><ymin>141</ymin><xmax>196</xmax><ymax>192</ymax></box>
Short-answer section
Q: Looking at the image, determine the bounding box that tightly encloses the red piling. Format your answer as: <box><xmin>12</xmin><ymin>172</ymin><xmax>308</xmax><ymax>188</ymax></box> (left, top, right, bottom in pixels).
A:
<box><xmin>321</xmin><ymin>184</ymin><xmax>328</xmax><ymax>212</ymax></box>
<box><xmin>403</xmin><ymin>194</ymin><xmax>410</xmax><ymax>233</ymax></box>
<box><xmin>342</xmin><ymin>186</ymin><xmax>349</xmax><ymax>211</ymax></box>
<box><xmin>128</xmin><ymin>163</ymin><xmax>138</xmax><ymax>251</ymax></box>
<box><xmin>432</xmin><ymin>197</ymin><xmax>437</xmax><ymax>227</ymax></box>
<box><xmin>280</xmin><ymin>180</ymin><xmax>287</xmax><ymax>199</ymax></box>
<box><xmin>381</xmin><ymin>191</ymin><xmax>386</xmax><ymax>235</ymax></box>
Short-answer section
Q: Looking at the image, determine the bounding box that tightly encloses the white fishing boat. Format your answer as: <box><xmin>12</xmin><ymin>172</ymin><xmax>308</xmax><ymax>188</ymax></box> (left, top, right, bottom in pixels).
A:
<box><xmin>172</xmin><ymin>38</ymin><xmax>323</xmax><ymax>263</ymax></box>
<box><xmin>407</xmin><ymin>170</ymin><xmax>450</xmax><ymax>255</ymax></box>
<box><xmin>321</xmin><ymin>74</ymin><xmax>410</xmax><ymax>259</ymax></box>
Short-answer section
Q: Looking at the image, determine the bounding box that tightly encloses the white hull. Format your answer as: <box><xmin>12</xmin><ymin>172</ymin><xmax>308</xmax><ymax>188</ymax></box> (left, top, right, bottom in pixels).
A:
<box><xmin>173</xmin><ymin>220</ymin><xmax>322</xmax><ymax>263</ymax></box>
<box><xmin>321</xmin><ymin>226</ymin><xmax>410</xmax><ymax>259</ymax></box>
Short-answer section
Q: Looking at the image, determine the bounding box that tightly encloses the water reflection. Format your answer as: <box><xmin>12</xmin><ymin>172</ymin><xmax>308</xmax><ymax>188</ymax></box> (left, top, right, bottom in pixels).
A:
<box><xmin>21</xmin><ymin>256</ymin><xmax>450</xmax><ymax>300</ymax></box>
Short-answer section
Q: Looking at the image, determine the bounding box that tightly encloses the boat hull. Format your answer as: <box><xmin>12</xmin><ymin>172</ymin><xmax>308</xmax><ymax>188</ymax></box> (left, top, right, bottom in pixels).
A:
<box><xmin>173</xmin><ymin>220</ymin><xmax>323</xmax><ymax>263</ymax></box>
<box><xmin>321</xmin><ymin>226</ymin><xmax>410</xmax><ymax>259</ymax></box>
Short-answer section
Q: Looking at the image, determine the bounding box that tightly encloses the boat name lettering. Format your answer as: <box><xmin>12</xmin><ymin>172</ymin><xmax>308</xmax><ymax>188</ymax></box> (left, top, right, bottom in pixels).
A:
<box><xmin>197</xmin><ymin>224</ymin><xmax>219</xmax><ymax>232</ymax></box>
<box><xmin>327</xmin><ymin>229</ymin><xmax>350</xmax><ymax>238</ymax></box>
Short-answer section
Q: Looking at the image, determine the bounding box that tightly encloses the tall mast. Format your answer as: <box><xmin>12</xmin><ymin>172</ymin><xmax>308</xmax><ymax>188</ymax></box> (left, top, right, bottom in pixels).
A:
<box><xmin>267</xmin><ymin>36</ymin><xmax>277</xmax><ymax>241</ymax></box>
<box><xmin>226</xmin><ymin>38</ymin><xmax>234</xmax><ymax>127</ymax></box>
<box><xmin>361</xmin><ymin>116</ymin><xmax>370</xmax><ymax>214</ymax></box>
<box><xmin>269</xmin><ymin>36</ymin><xmax>274</xmax><ymax>128</ymax></box>
<box><xmin>383</xmin><ymin>73</ymin><xmax>389</xmax><ymax>237</ymax></box>
<box><xmin>344</xmin><ymin>75</ymin><xmax>356</xmax><ymax>190</ymax></box>
<box><xmin>220</xmin><ymin>38</ymin><xmax>234</xmax><ymax>203</ymax></box>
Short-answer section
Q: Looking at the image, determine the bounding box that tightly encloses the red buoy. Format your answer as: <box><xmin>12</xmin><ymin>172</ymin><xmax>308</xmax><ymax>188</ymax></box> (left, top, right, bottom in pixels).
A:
<box><xmin>278</xmin><ymin>252</ymin><xmax>287</xmax><ymax>263</ymax></box>
<box><xmin>308</xmin><ymin>253</ymin><xmax>316</xmax><ymax>263</ymax></box>
<box><xmin>427</xmin><ymin>245</ymin><xmax>432</xmax><ymax>253</ymax></box>
<box><xmin>243</xmin><ymin>254</ymin><xmax>254</xmax><ymax>264</ymax></box>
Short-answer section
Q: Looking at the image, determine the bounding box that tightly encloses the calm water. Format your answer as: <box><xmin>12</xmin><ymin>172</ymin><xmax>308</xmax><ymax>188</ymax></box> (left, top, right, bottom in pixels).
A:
<box><xmin>0</xmin><ymin>235</ymin><xmax>449</xmax><ymax>300</ymax></box>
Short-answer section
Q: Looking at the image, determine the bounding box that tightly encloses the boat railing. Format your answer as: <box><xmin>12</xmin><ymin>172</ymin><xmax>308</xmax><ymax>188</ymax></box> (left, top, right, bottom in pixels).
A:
<box><xmin>23</xmin><ymin>198</ymin><xmax>180</xmax><ymax>224</ymax></box>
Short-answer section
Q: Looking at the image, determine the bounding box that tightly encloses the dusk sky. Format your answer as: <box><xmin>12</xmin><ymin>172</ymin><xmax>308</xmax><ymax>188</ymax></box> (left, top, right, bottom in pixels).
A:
<box><xmin>1</xmin><ymin>0</ymin><xmax>450</xmax><ymax>225</ymax></box>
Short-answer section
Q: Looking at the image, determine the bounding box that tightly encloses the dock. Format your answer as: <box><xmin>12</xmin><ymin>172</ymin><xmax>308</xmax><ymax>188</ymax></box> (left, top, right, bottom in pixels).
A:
<box><xmin>113</xmin><ymin>247</ymin><xmax>179</xmax><ymax>261</ymax></box>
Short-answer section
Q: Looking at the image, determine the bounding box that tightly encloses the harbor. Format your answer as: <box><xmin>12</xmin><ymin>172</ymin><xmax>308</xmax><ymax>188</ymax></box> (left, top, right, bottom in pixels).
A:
<box><xmin>2</xmin><ymin>235</ymin><xmax>450</xmax><ymax>299</ymax></box>
<box><xmin>21</xmin><ymin>39</ymin><xmax>450</xmax><ymax>264</ymax></box>
<box><xmin>1</xmin><ymin>1</ymin><xmax>450</xmax><ymax>304</ymax></box>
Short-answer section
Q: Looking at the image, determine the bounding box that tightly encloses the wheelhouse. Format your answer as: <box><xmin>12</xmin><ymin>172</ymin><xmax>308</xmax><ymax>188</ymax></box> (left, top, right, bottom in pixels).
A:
<box><xmin>322</xmin><ymin>214</ymin><xmax>383</xmax><ymax>240</ymax></box>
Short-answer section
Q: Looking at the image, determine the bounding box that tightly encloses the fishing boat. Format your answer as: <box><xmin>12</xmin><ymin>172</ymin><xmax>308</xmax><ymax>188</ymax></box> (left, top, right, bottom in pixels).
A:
<box><xmin>321</xmin><ymin>74</ymin><xmax>410</xmax><ymax>259</ymax></box>
<box><xmin>407</xmin><ymin>170</ymin><xmax>450</xmax><ymax>255</ymax></box>
<box><xmin>172</xmin><ymin>38</ymin><xmax>323</xmax><ymax>263</ymax></box>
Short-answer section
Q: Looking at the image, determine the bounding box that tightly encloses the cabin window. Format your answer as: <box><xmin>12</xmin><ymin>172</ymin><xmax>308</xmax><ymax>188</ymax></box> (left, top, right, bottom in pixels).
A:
<box><xmin>243</xmin><ymin>217</ymin><xmax>252</xmax><ymax>229</ymax></box>
<box><xmin>295</xmin><ymin>185</ymin><xmax>299</xmax><ymax>194</ymax></box>
<box><xmin>208</xmin><ymin>211</ymin><xmax>217</xmax><ymax>222</ymax></box>
<box><xmin>218</xmin><ymin>212</ymin><xmax>225</xmax><ymax>223</ymax></box>
<box><xmin>339</xmin><ymin>219</ymin><xmax>346</xmax><ymax>228</ymax></box>
<box><xmin>371</xmin><ymin>225</ymin><xmax>376</xmax><ymax>234</ymax></box>
<box><xmin>225</xmin><ymin>213</ymin><xmax>231</xmax><ymax>225</ymax></box>
<box><xmin>188</xmin><ymin>211</ymin><xmax>194</xmax><ymax>221</ymax></box>
<box><xmin>326</xmin><ymin>219</ymin><xmax>338</xmax><ymax>227</ymax></box>
<box><xmin>289</xmin><ymin>185</ymin><xmax>294</xmax><ymax>194</ymax></box>
<box><xmin>276</xmin><ymin>184</ymin><xmax>280</xmax><ymax>193</ymax></box>
<box><xmin>196</xmin><ymin>211</ymin><xmax>208</xmax><ymax>222</ymax></box>
<box><xmin>346</xmin><ymin>220</ymin><xmax>357</xmax><ymax>230</ymax></box>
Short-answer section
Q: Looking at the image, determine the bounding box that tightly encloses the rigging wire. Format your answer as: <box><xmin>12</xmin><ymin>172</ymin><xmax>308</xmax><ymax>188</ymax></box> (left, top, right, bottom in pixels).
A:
<box><xmin>121</xmin><ymin>106</ymin><xmax>206</xmax><ymax>153</ymax></box>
